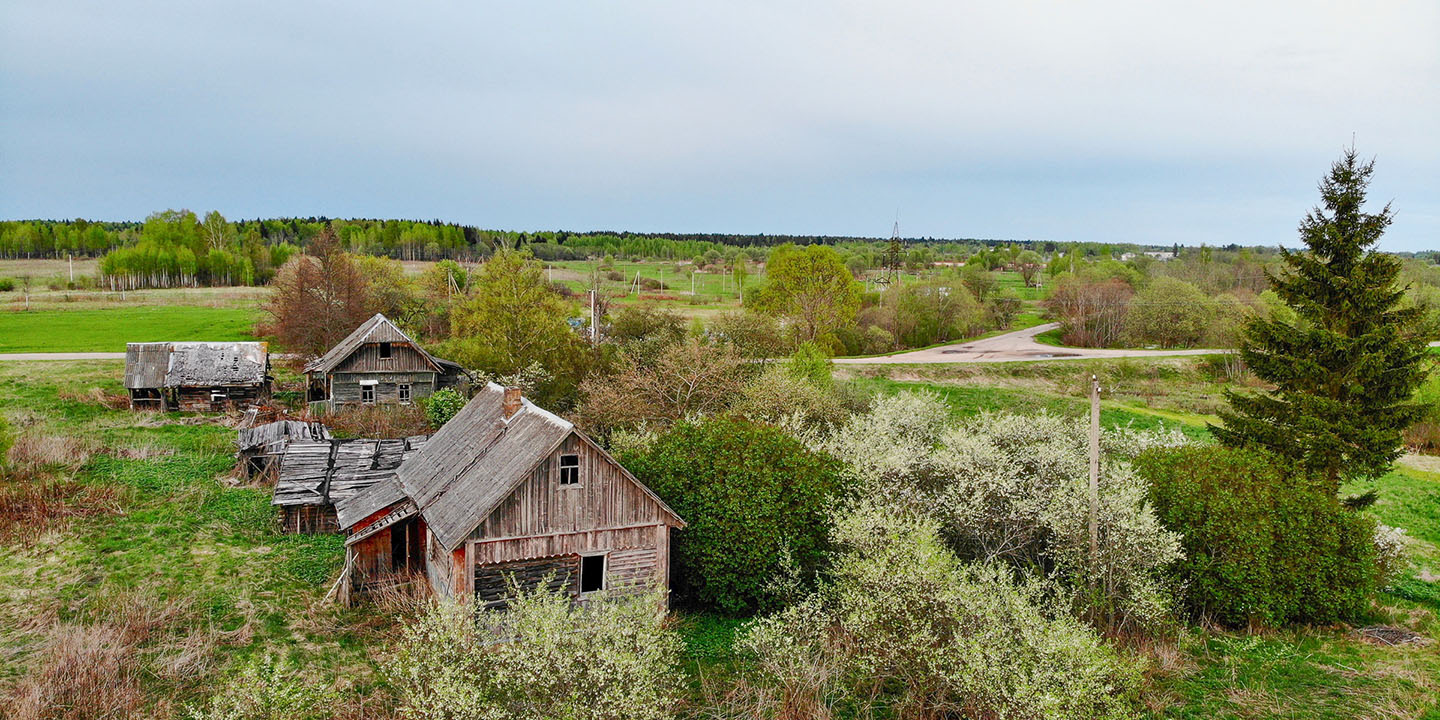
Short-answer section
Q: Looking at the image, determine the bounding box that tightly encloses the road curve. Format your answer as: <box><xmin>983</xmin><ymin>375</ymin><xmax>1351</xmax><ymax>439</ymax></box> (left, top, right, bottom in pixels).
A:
<box><xmin>0</xmin><ymin>352</ymin><xmax>127</xmax><ymax>361</ymax></box>
<box><xmin>834</xmin><ymin>323</ymin><xmax>1225</xmax><ymax>365</ymax></box>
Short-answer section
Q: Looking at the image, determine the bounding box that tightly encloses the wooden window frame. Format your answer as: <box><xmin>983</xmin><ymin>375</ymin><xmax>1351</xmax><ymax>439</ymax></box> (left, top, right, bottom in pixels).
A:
<box><xmin>558</xmin><ymin>453</ymin><xmax>581</xmax><ymax>487</ymax></box>
<box><xmin>398</xmin><ymin>383</ymin><xmax>411</xmax><ymax>404</ymax></box>
<box><xmin>379</xmin><ymin>342</ymin><xmax>393</xmax><ymax>360</ymax></box>
<box><xmin>579</xmin><ymin>552</ymin><xmax>607</xmax><ymax>595</ymax></box>
<box><xmin>361</xmin><ymin>384</ymin><xmax>376</xmax><ymax>405</ymax></box>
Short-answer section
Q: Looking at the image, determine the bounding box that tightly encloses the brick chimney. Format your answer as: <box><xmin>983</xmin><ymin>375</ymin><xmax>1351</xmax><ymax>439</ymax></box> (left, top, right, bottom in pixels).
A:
<box><xmin>502</xmin><ymin>386</ymin><xmax>523</xmax><ymax>419</ymax></box>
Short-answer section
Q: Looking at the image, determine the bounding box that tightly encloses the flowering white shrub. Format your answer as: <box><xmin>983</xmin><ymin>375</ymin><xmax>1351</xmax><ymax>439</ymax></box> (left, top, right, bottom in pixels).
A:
<box><xmin>737</xmin><ymin>504</ymin><xmax>1140</xmax><ymax>719</ymax></box>
<box><xmin>1373</xmin><ymin>523</ymin><xmax>1409</xmax><ymax>588</ymax></box>
<box><xmin>819</xmin><ymin>393</ymin><xmax>1183</xmax><ymax>632</ymax></box>
<box><xmin>385</xmin><ymin>589</ymin><xmax>682</xmax><ymax>720</ymax></box>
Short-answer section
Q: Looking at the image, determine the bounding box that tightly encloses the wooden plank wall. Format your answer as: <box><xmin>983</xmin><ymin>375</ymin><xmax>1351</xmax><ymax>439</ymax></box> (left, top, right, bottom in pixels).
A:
<box><xmin>279</xmin><ymin>505</ymin><xmax>338</xmax><ymax>534</ymax></box>
<box><xmin>329</xmin><ymin>372</ymin><xmax>435</xmax><ymax>406</ymax></box>
<box><xmin>333</xmin><ymin>343</ymin><xmax>436</xmax><ymax>373</ymax></box>
<box><xmin>473</xmin><ymin>435</ymin><xmax>668</xmax><ymax>540</ymax></box>
<box><xmin>474</xmin><ymin>556</ymin><xmax>580</xmax><ymax>607</ymax></box>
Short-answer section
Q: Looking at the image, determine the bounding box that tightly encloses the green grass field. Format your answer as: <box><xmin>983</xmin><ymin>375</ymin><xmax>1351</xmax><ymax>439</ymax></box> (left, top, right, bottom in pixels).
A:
<box><xmin>0</xmin><ymin>358</ymin><xmax>1435</xmax><ymax>717</ymax></box>
<box><xmin>0</xmin><ymin>306</ymin><xmax>259</xmax><ymax>353</ymax></box>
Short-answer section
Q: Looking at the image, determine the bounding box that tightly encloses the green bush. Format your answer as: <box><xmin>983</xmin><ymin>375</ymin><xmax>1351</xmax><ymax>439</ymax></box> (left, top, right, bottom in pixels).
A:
<box><xmin>0</xmin><ymin>277</ymin><xmax>14</xmax><ymax>292</ymax></box>
<box><xmin>1136</xmin><ymin>446</ymin><xmax>1376</xmax><ymax>626</ymax></box>
<box><xmin>621</xmin><ymin>418</ymin><xmax>846</xmax><ymax>614</ymax></box>
<box><xmin>423</xmin><ymin>387</ymin><xmax>467</xmax><ymax>428</ymax></box>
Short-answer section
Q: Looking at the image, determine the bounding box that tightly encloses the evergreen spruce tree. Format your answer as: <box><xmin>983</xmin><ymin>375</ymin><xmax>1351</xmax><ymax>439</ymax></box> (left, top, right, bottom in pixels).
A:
<box><xmin>1212</xmin><ymin>149</ymin><xmax>1431</xmax><ymax>492</ymax></box>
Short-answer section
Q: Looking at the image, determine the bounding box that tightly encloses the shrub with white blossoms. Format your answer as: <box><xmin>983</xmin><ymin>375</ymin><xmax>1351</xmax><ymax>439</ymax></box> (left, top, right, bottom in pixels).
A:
<box><xmin>819</xmin><ymin>392</ymin><xmax>1184</xmax><ymax>632</ymax></box>
<box><xmin>385</xmin><ymin>588</ymin><xmax>682</xmax><ymax>720</ymax></box>
<box><xmin>735</xmin><ymin>503</ymin><xmax>1140</xmax><ymax>720</ymax></box>
<box><xmin>1373</xmin><ymin>523</ymin><xmax>1409</xmax><ymax>588</ymax></box>
<box><xmin>186</xmin><ymin>654</ymin><xmax>338</xmax><ymax>720</ymax></box>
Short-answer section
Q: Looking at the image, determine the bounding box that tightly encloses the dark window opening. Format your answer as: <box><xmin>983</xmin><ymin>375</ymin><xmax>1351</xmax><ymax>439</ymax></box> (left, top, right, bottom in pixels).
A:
<box><xmin>398</xmin><ymin>383</ymin><xmax>411</xmax><ymax>404</ymax></box>
<box><xmin>361</xmin><ymin>385</ymin><xmax>375</xmax><ymax>404</ymax></box>
<box><xmin>559</xmin><ymin>454</ymin><xmax>580</xmax><ymax>485</ymax></box>
<box><xmin>580</xmin><ymin>554</ymin><xmax>605</xmax><ymax>593</ymax></box>
<box><xmin>379</xmin><ymin>342</ymin><xmax>392</xmax><ymax>359</ymax></box>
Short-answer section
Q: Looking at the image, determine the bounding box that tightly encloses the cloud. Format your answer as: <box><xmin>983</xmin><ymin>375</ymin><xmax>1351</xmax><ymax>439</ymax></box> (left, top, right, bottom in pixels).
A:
<box><xmin>2</xmin><ymin>1</ymin><xmax>1436</xmax><ymax>248</ymax></box>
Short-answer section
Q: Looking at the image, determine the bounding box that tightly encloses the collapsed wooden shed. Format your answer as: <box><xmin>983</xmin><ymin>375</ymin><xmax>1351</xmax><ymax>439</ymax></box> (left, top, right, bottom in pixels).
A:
<box><xmin>333</xmin><ymin>384</ymin><xmax>685</xmax><ymax>606</ymax></box>
<box><xmin>303</xmin><ymin>314</ymin><xmax>466</xmax><ymax>413</ymax></box>
<box><xmin>125</xmin><ymin>342</ymin><xmax>272</xmax><ymax>412</ymax></box>
<box><xmin>236</xmin><ymin>420</ymin><xmax>331</xmax><ymax>481</ymax></box>
<box><xmin>271</xmin><ymin>435</ymin><xmax>428</xmax><ymax>534</ymax></box>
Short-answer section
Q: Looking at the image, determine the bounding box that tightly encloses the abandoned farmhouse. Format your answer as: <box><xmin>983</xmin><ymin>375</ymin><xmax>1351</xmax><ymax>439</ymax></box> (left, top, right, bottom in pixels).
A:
<box><xmin>304</xmin><ymin>313</ymin><xmax>466</xmax><ymax>412</ymax></box>
<box><xmin>264</xmin><ymin>383</ymin><xmax>689</xmax><ymax>605</ymax></box>
<box><xmin>125</xmin><ymin>341</ymin><xmax>272</xmax><ymax>412</ymax></box>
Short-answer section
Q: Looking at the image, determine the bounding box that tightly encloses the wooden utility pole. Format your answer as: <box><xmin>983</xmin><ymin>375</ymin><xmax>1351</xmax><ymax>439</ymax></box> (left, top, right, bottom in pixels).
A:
<box><xmin>1088</xmin><ymin>373</ymin><xmax>1100</xmax><ymax>576</ymax></box>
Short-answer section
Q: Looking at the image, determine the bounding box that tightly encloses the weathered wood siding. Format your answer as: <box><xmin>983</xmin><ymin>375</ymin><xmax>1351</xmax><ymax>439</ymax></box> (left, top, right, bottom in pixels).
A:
<box><xmin>426</xmin><ymin>528</ymin><xmax>454</xmax><ymax>601</ymax></box>
<box><xmin>333</xmin><ymin>342</ymin><xmax>437</xmax><ymax>374</ymax></box>
<box><xmin>474</xmin><ymin>556</ymin><xmax>580</xmax><ymax>607</ymax></box>
<box><xmin>472</xmin><ymin>434</ymin><xmax>670</xmax><ymax>540</ymax></box>
<box><xmin>279</xmin><ymin>504</ymin><xmax>338</xmax><ymax>534</ymax></box>
<box><xmin>174</xmin><ymin>384</ymin><xmax>270</xmax><ymax>412</ymax></box>
<box><xmin>328</xmin><ymin>372</ymin><xmax>436</xmax><ymax>406</ymax></box>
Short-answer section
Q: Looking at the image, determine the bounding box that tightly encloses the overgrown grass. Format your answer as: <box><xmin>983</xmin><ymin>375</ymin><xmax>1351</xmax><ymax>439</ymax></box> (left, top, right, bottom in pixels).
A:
<box><xmin>0</xmin><ymin>306</ymin><xmax>259</xmax><ymax>352</ymax></box>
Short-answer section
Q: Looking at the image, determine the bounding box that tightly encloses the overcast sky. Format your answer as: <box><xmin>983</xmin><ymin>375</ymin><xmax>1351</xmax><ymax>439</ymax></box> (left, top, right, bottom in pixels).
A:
<box><xmin>2</xmin><ymin>2</ymin><xmax>1437</xmax><ymax>249</ymax></box>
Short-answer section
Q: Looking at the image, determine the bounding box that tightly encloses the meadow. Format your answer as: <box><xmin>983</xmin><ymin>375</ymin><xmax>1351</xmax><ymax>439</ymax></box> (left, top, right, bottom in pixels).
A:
<box><xmin>0</xmin><ymin>357</ymin><xmax>1435</xmax><ymax>718</ymax></box>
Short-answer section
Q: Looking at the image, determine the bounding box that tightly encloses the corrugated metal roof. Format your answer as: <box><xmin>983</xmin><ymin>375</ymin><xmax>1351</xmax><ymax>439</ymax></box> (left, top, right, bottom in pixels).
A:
<box><xmin>303</xmin><ymin>313</ymin><xmax>454</xmax><ymax>374</ymax></box>
<box><xmin>125</xmin><ymin>342</ymin><xmax>269</xmax><ymax>389</ymax></box>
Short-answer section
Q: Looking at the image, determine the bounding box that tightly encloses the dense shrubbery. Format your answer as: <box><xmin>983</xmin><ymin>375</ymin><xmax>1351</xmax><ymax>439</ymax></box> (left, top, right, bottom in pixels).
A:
<box><xmin>814</xmin><ymin>393</ymin><xmax>1183</xmax><ymax>631</ymax></box>
<box><xmin>731</xmin><ymin>504</ymin><xmax>1139</xmax><ymax>719</ymax></box>
<box><xmin>423</xmin><ymin>387</ymin><xmax>467</xmax><ymax>428</ymax></box>
<box><xmin>622</xmin><ymin>418</ymin><xmax>846</xmax><ymax>614</ymax></box>
<box><xmin>386</xmin><ymin>591</ymin><xmax>681</xmax><ymax>720</ymax></box>
<box><xmin>1136</xmin><ymin>446</ymin><xmax>1378</xmax><ymax>626</ymax></box>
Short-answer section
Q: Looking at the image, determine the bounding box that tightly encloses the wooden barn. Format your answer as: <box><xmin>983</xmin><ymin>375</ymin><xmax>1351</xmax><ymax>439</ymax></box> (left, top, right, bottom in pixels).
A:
<box><xmin>333</xmin><ymin>384</ymin><xmax>685</xmax><ymax>606</ymax></box>
<box><xmin>304</xmin><ymin>314</ymin><xmax>466</xmax><ymax>412</ymax></box>
<box><xmin>270</xmin><ymin>435</ymin><xmax>428</xmax><ymax>534</ymax></box>
<box><xmin>125</xmin><ymin>342</ymin><xmax>272</xmax><ymax>412</ymax></box>
<box><xmin>236</xmin><ymin>420</ymin><xmax>332</xmax><ymax>481</ymax></box>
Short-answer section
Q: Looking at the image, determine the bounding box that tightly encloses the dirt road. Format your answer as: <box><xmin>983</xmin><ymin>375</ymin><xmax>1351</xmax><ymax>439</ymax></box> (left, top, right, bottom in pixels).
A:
<box><xmin>834</xmin><ymin>323</ymin><xmax>1224</xmax><ymax>365</ymax></box>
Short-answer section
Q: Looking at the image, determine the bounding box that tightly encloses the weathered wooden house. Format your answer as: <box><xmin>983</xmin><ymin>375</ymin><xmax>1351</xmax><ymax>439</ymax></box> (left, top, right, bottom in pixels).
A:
<box><xmin>333</xmin><ymin>384</ymin><xmax>685</xmax><ymax>606</ymax></box>
<box><xmin>270</xmin><ymin>435</ymin><xmax>428</xmax><ymax>534</ymax></box>
<box><xmin>236</xmin><ymin>420</ymin><xmax>332</xmax><ymax>481</ymax></box>
<box><xmin>304</xmin><ymin>314</ymin><xmax>466</xmax><ymax>412</ymax></box>
<box><xmin>125</xmin><ymin>342</ymin><xmax>272</xmax><ymax>412</ymax></box>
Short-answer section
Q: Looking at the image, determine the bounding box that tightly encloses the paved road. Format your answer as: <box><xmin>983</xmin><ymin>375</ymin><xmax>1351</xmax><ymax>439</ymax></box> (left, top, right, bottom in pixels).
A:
<box><xmin>0</xmin><ymin>352</ymin><xmax>126</xmax><ymax>361</ymax></box>
<box><xmin>834</xmin><ymin>323</ymin><xmax>1225</xmax><ymax>365</ymax></box>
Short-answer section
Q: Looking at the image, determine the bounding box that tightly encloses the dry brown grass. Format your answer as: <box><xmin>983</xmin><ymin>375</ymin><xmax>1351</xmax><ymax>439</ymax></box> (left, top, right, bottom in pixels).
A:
<box><xmin>0</xmin><ymin>476</ymin><xmax>120</xmax><ymax>543</ymax></box>
<box><xmin>1403</xmin><ymin>421</ymin><xmax>1440</xmax><ymax>454</ymax></box>
<box><xmin>325</xmin><ymin>405</ymin><xmax>430</xmax><ymax>439</ymax></box>
<box><xmin>6</xmin><ymin>433</ymin><xmax>97</xmax><ymax>470</ymax></box>
<box><xmin>57</xmin><ymin>386</ymin><xmax>131</xmax><ymax>410</ymax></box>
<box><xmin>5</xmin><ymin>623</ymin><xmax>147</xmax><ymax>720</ymax></box>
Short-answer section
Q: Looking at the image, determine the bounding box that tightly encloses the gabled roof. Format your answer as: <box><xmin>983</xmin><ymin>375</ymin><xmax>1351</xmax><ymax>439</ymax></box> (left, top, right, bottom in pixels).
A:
<box><xmin>303</xmin><ymin>313</ymin><xmax>448</xmax><ymax>374</ymax></box>
<box><xmin>125</xmin><ymin>342</ymin><xmax>269</xmax><ymax>389</ymax></box>
<box><xmin>335</xmin><ymin>383</ymin><xmax>684</xmax><ymax>551</ymax></box>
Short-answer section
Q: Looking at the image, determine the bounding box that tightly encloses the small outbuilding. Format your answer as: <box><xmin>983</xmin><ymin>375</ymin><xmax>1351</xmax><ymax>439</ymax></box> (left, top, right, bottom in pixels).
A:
<box><xmin>236</xmin><ymin>420</ymin><xmax>332</xmax><ymax>481</ymax></box>
<box><xmin>125</xmin><ymin>342</ymin><xmax>272</xmax><ymax>412</ymax></box>
<box><xmin>303</xmin><ymin>314</ymin><xmax>466</xmax><ymax>413</ymax></box>
<box><xmin>333</xmin><ymin>384</ymin><xmax>685</xmax><ymax>606</ymax></box>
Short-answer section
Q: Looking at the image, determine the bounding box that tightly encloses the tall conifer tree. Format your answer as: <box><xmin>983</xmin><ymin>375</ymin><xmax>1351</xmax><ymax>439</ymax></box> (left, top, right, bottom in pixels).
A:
<box><xmin>1212</xmin><ymin>149</ymin><xmax>1431</xmax><ymax>491</ymax></box>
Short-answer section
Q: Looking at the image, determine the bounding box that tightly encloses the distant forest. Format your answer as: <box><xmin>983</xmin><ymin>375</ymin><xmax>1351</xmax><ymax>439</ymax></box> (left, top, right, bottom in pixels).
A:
<box><xmin>2</xmin><ymin>209</ymin><xmax>1429</xmax><ymax>290</ymax></box>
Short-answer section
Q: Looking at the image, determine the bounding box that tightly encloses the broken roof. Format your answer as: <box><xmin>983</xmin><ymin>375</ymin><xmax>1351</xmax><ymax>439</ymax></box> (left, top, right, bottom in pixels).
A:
<box><xmin>125</xmin><ymin>342</ymin><xmax>269</xmax><ymax>389</ymax></box>
<box><xmin>271</xmin><ymin>435</ymin><xmax>428</xmax><ymax>509</ymax></box>
<box><xmin>335</xmin><ymin>383</ymin><xmax>683</xmax><ymax>552</ymax></box>
<box><xmin>303</xmin><ymin>313</ymin><xmax>456</xmax><ymax>374</ymax></box>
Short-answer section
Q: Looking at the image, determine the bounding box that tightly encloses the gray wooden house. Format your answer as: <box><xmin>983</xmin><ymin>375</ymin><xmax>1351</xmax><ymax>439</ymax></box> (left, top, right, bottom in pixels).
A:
<box><xmin>333</xmin><ymin>384</ymin><xmax>685</xmax><ymax>606</ymax></box>
<box><xmin>304</xmin><ymin>314</ymin><xmax>465</xmax><ymax>412</ymax></box>
<box><xmin>125</xmin><ymin>342</ymin><xmax>272</xmax><ymax>412</ymax></box>
<box><xmin>270</xmin><ymin>435</ymin><xmax>428</xmax><ymax>534</ymax></box>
